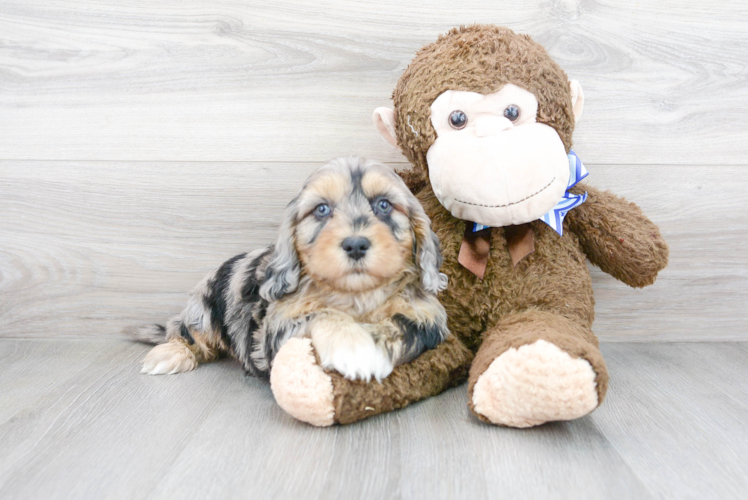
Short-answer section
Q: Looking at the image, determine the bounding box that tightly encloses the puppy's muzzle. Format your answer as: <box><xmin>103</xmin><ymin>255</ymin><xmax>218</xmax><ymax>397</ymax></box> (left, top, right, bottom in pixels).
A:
<box><xmin>341</xmin><ymin>236</ymin><xmax>370</xmax><ymax>261</ymax></box>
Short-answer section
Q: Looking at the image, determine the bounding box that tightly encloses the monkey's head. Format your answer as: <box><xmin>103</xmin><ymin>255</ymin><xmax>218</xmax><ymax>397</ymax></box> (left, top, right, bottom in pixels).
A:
<box><xmin>373</xmin><ymin>25</ymin><xmax>585</xmax><ymax>227</ymax></box>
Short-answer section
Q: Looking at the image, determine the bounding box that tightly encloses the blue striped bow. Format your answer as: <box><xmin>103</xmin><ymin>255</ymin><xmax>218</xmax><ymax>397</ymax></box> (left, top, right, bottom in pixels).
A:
<box><xmin>472</xmin><ymin>151</ymin><xmax>588</xmax><ymax>236</ymax></box>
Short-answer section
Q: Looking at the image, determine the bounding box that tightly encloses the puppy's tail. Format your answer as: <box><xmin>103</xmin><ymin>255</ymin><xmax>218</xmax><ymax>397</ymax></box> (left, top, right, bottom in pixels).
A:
<box><xmin>123</xmin><ymin>324</ymin><xmax>168</xmax><ymax>345</ymax></box>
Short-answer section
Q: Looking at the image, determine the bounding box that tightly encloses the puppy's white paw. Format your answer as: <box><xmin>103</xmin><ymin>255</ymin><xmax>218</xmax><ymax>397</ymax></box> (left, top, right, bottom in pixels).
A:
<box><xmin>310</xmin><ymin>314</ymin><xmax>393</xmax><ymax>382</ymax></box>
<box><xmin>141</xmin><ymin>341</ymin><xmax>197</xmax><ymax>375</ymax></box>
<box><xmin>320</xmin><ymin>338</ymin><xmax>393</xmax><ymax>382</ymax></box>
<box><xmin>312</xmin><ymin>325</ymin><xmax>392</xmax><ymax>382</ymax></box>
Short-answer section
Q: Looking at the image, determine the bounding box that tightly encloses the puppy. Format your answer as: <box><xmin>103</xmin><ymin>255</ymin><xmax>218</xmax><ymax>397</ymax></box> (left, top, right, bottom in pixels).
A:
<box><xmin>126</xmin><ymin>157</ymin><xmax>450</xmax><ymax>382</ymax></box>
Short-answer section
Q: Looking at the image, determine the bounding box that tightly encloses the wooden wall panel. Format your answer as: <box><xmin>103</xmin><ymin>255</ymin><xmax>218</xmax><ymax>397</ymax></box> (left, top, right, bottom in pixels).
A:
<box><xmin>0</xmin><ymin>1</ymin><xmax>746</xmax><ymax>164</ymax></box>
<box><xmin>1</xmin><ymin>161</ymin><xmax>745</xmax><ymax>340</ymax></box>
<box><xmin>0</xmin><ymin>1</ymin><xmax>745</xmax><ymax>340</ymax></box>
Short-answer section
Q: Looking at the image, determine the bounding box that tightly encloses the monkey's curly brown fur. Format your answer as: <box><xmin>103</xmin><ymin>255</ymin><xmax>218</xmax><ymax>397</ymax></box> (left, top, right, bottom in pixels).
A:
<box><xmin>319</xmin><ymin>25</ymin><xmax>669</xmax><ymax>425</ymax></box>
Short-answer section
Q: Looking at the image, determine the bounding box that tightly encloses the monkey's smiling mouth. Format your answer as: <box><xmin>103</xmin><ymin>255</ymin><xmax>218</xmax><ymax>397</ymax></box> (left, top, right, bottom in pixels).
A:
<box><xmin>454</xmin><ymin>177</ymin><xmax>556</xmax><ymax>208</ymax></box>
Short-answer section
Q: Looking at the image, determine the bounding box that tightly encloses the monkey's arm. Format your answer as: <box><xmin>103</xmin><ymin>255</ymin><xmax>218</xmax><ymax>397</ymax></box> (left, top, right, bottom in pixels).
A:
<box><xmin>566</xmin><ymin>184</ymin><xmax>669</xmax><ymax>288</ymax></box>
<box><xmin>325</xmin><ymin>334</ymin><xmax>473</xmax><ymax>424</ymax></box>
<box><xmin>270</xmin><ymin>333</ymin><xmax>473</xmax><ymax>426</ymax></box>
<box><xmin>270</xmin><ymin>295</ymin><xmax>466</xmax><ymax>425</ymax></box>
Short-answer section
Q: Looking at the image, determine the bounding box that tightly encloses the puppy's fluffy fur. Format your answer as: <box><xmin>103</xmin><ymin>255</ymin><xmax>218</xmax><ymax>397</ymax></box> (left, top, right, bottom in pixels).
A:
<box><xmin>126</xmin><ymin>157</ymin><xmax>450</xmax><ymax>382</ymax></box>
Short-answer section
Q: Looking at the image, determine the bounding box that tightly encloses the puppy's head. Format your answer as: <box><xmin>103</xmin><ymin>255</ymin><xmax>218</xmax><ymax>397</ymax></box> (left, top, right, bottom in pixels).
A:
<box><xmin>260</xmin><ymin>157</ymin><xmax>447</xmax><ymax>300</ymax></box>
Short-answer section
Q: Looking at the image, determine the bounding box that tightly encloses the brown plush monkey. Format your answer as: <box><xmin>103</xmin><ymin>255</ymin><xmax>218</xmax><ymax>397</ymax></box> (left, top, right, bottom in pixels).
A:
<box><xmin>270</xmin><ymin>25</ymin><xmax>669</xmax><ymax>427</ymax></box>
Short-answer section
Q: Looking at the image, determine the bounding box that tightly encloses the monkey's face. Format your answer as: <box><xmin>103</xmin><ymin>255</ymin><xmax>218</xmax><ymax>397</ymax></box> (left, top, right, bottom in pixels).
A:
<box><xmin>293</xmin><ymin>165</ymin><xmax>415</xmax><ymax>293</ymax></box>
<box><xmin>426</xmin><ymin>84</ymin><xmax>570</xmax><ymax>227</ymax></box>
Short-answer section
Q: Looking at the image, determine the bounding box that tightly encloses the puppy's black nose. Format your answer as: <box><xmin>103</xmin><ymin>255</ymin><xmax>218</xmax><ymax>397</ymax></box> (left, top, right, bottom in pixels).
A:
<box><xmin>342</xmin><ymin>236</ymin><xmax>370</xmax><ymax>260</ymax></box>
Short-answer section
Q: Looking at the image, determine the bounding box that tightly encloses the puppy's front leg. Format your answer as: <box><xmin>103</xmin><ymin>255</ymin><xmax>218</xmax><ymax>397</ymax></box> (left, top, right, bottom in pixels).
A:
<box><xmin>366</xmin><ymin>293</ymin><xmax>451</xmax><ymax>368</ymax></box>
<box><xmin>310</xmin><ymin>311</ymin><xmax>393</xmax><ymax>382</ymax></box>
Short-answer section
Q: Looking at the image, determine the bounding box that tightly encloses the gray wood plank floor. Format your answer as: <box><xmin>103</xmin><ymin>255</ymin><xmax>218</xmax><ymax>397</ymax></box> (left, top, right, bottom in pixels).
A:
<box><xmin>0</xmin><ymin>340</ymin><xmax>745</xmax><ymax>500</ymax></box>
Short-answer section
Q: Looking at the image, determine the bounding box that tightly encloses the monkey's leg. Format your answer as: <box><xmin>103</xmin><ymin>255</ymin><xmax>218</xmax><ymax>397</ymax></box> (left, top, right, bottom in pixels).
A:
<box><xmin>468</xmin><ymin>310</ymin><xmax>608</xmax><ymax>427</ymax></box>
<box><xmin>270</xmin><ymin>335</ymin><xmax>473</xmax><ymax>426</ymax></box>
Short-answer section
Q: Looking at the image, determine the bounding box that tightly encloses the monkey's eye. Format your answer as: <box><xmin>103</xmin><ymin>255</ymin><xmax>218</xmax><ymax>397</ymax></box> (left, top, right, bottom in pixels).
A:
<box><xmin>314</xmin><ymin>203</ymin><xmax>331</xmax><ymax>218</ymax></box>
<box><xmin>448</xmin><ymin>110</ymin><xmax>467</xmax><ymax>130</ymax></box>
<box><xmin>503</xmin><ymin>105</ymin><xmax>520</xmax><ymax>122</ymax></box>
<box><xmin>374</xmin><ymin>199</ymin><xmax>392</xmax><ymax>215</ymax></box>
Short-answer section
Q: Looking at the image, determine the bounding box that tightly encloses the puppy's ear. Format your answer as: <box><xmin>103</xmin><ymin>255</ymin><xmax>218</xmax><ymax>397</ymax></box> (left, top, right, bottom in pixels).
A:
<box><xmin>260</xmin><ymin>199</ymin><xmax>301</xmax><ymax>301</ymax></box>
<box><xmin>407</xmin><ymin>196</ymin><xmax>448</xmax><ymax>294</ymax></box>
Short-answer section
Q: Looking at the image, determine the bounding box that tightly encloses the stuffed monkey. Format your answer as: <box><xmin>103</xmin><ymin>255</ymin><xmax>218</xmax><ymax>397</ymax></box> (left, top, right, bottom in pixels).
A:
<box><xmin>271</xmin><ymin>25</ymin><xmax>668</xmax><ymax>427</ymax></box>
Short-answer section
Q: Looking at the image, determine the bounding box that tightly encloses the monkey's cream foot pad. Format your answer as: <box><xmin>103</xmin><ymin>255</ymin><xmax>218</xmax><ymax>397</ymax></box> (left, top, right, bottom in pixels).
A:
<box><xmin>472</xmin><ymin>339</ymin><xmax>598</xmax><ymax>427</ymax></box>
<box><xmin>270</xmin><ymin>337</ymin><xmax>336</xmax><ymax>427</ymax></box>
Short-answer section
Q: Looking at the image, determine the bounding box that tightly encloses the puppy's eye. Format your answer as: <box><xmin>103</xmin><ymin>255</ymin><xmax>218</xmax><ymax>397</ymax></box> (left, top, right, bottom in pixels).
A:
<box><xmin>503</xmin><ymin>105</ymin><xmax>520</xmax><ymax>122</ymax></box>
<box><xmin>448</xmin><ymin>110</ymin><xmax>467</xmax><ymax>130</ymax></box>
<box><xmin>314</xmin><ymin>203</ymin><xmax>331</xmax><ymax>218</ymax></box>
<box><xmin>374</xmin><ymin>199</ymin><xmax>392</xmax><ymax>215</ymax></box>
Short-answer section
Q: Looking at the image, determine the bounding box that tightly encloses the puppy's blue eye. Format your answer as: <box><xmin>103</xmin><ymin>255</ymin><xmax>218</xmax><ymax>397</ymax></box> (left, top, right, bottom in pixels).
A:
<box><xmin>314</xmin><ymin>203</ymin><xmax>331</xmax><ymax>218</ymax></box>
<box><xmin>375</xmin><ymin>199</ymin><xmax>392</xmax><ymax>215</ymax></box>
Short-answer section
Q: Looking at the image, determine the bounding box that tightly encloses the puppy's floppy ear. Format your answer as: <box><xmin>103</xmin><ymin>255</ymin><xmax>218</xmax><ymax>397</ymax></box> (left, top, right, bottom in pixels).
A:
<box><xmin>260</xmin><ymin>198</ymin><xmax>301</xmax><ymax>301</ymax></box>
<box><xmin>406</xmin><ymin>193</ymin><xmax>448</xmax><ymax>294</ymax></box>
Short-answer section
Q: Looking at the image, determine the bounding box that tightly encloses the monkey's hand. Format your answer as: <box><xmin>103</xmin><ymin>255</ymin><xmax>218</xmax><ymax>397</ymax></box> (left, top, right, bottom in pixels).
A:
<box><xmin>566</xmin><ymin>184</ymin><xmax>669</xmax><ymax>288</ymax></box>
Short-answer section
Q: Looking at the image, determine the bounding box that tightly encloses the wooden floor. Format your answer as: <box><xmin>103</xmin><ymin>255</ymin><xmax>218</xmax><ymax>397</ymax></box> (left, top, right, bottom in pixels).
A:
<box><xmin>0</xmin><ymin>340</ymin><xmax>745</xmax><ymax>500</ymax></box>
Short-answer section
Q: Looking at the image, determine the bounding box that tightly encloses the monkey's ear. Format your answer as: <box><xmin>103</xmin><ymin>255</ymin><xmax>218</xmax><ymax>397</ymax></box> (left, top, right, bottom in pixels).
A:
<box><xmin>373</xmin><ymin>107</ymin><xmax>399</xmax><ymax>148</ymax></box>
<box><xmin>569</xmin><ymin>80</ymin><xmax>585</xmax><ymax>123</ymax></box>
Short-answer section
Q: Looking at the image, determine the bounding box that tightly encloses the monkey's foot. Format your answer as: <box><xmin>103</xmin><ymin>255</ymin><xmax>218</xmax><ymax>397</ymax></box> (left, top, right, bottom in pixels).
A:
<box><xmin>471</xmin><ymin>339</ymin><xmax>599</xmax><ymax>427</ymax></box>
<box><xmin>270</xmin><ymin>338</ymin><xmax>336</xmax><ymax>427</ymax></box>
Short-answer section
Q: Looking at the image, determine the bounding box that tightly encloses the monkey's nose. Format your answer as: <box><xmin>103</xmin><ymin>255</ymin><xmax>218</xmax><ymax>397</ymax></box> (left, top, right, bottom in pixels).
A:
<box><xmin>475</xmin><ymin>115</ymin><xmax>513</xmax><ymax>137</ymax></box>
<box><xmin>342</xmin><ymin>236</ymin><xmax>371</xmax><ymax>261</ymax></box>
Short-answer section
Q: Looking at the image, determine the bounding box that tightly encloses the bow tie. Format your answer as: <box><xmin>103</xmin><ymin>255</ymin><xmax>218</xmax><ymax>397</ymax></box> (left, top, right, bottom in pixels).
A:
<box><xmin>459</xmin><ymin>151</ymin><xmax>589</xmax><ymax>278</ymax></box>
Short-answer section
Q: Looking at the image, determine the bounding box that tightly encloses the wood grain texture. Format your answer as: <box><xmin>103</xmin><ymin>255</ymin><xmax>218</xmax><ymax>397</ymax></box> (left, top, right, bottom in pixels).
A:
<box><xmin>597</xmin><ymin>342</ymin><xmax>748</xmax><ymax>500</ymax></box>
<box><xmin>0</xmin><ymin>0</ymin><xmax>747</xmax><ymax>164</ymax></box>
<box><xmin>1</xmin><ymin>160</ymin><xmax>745</xmax><ymax>341</ymax></box>
<box><xmin>0</xmin><ymin>340</ymin><xmax>746</xmax><ymax>500</ymax></box>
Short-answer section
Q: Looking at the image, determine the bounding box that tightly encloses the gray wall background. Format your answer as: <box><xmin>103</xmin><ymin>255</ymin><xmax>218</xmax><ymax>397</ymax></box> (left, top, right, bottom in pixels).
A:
<box><xmin>1</xmin><ymin>0</ymin><xmax>746</xmax><ymax>341</ymax></box>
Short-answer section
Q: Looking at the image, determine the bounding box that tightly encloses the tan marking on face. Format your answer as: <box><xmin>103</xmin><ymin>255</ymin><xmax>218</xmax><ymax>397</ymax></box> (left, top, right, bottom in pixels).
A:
<box><xmin>299</xmin><ymin>172</ymin><xmax>348</xmax><ymax>215</ymax></box>
<box><xmin>364</xmin><ymin>222</ymin><xmax>411</xmax><ymax>282</ymax></box>
<box><xmin>290</xmin><ymin>162</ymin><xmax>424</xmax><ymax>294</ymax></box>
<box><xmin>296</xmin><ymin>204</ymin><xmax>414</xmax><ymax>293</ymax></box>
<box><xmin>361</xmin><ymin>170</ymin><xmax>393</xmax><ymax>199</ymax></box>
<box><xmin>313</xmin><ymin>172</ymin><xmax>348</xmax><ymax>201</ymax></box>
<box><xmin>298</xmin><ymin>214</ymin><xmax>350</xmax><ymax>283</ymax></box>
<box><xmin>361</xmin><ymin>169</ymin><xmax>413</xmax><ymax>215</ymax></box>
